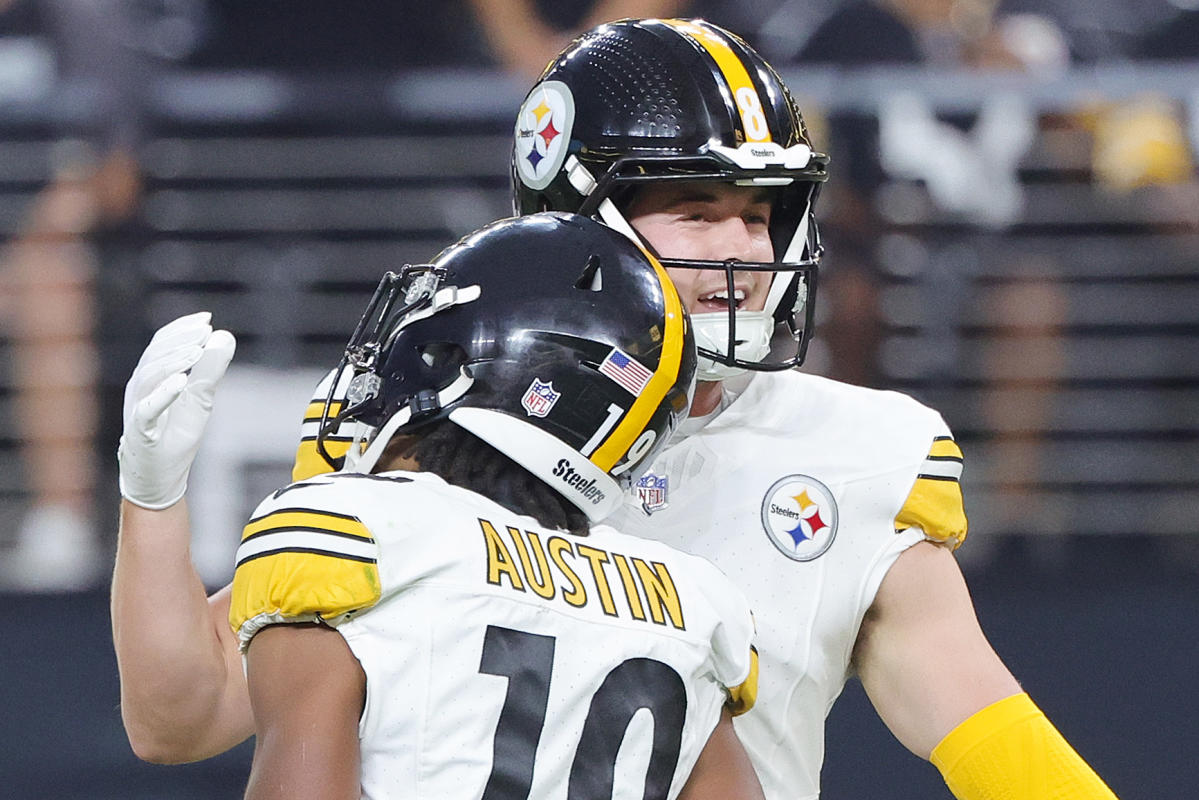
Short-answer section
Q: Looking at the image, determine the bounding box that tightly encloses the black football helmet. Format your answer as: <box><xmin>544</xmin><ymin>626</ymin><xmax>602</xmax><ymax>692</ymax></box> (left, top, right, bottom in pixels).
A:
<box><xmin>316</xmin><ymin>212</ymin><xmax>696</xmax><ymax>521</ymax></box>
<box><xmin>511</xmin><ymin>18</ymin><xmax>829</xmax><ymax>380</ymax></box>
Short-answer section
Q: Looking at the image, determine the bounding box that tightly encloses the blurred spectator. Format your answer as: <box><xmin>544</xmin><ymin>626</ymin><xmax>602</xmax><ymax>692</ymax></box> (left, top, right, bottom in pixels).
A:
<box><xmin>1099</xmin><ymin>7</ymin><xmax>1199</xmax><ymax>195</ymax></box>
<box><xmin>794</xmin><ymin>0</ymin><xmax>1069</xmax><ymax>376</ymax></box>
<box><xmin>1086</xmin><ymin>94</ymin><xmax>1194</xmax><ymax>193</ymax></box>
<box><xmin>1</xmin><ymin>148</ymin><xmax>144</xmax><ymax>591</ymax></box>
<box><xmin>0</xmin><ymin>0</ymin><xmax>150</xmax><ymax>591</ymax></box>
<box><xmin>790</xmin><ymin>1</ymin><xmax>1078</xmax><ymax>545</ymax></box>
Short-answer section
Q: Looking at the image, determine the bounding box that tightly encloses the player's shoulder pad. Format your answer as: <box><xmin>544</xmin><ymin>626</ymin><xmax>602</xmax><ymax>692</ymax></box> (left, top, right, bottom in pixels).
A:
<box><xmin>229</xmin><ymin>476</ymin><xmax>382</xmax><ymax>651</ymax></box>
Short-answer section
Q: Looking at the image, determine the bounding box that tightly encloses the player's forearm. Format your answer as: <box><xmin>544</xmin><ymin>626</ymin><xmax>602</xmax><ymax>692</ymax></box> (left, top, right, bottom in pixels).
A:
<box><xmin>111</xmin><ymin>499</ymin><xmax>251</xmax><ymax>762</ymax></box>
<box><xmin>931</xmin><ymin>693</ymin><xmax>1120</xmax><ymax>799</ymax></box>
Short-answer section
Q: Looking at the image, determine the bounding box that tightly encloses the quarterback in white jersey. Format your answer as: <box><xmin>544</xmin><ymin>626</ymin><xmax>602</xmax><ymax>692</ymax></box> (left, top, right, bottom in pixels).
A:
<box><xmin>501</xmin><ymin>19</ymin><xmax>1117</xmax><ymax>800</ymax></box>
<box><xmin>230</xmin><ymin>470</ymin><xmax>757</xmax><ymax>800</ymax></box>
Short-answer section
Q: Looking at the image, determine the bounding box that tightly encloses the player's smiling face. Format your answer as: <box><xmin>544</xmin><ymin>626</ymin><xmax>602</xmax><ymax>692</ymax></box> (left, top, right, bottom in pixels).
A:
<box><xmin>624</xmin><ymin>182</ymin><xmax>775</xmax><ymax>317</ymax></box>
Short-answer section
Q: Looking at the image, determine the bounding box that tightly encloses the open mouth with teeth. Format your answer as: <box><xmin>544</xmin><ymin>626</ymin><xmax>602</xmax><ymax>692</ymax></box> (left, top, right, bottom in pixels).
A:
<box><xmin>696</xmin><ymin>288</ymin><xmax>747</xmax><ymax>313</ymax></box>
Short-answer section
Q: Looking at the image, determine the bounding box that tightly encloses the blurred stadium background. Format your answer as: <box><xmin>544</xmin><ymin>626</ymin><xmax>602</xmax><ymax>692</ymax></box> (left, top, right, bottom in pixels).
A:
<box><xmin>0</xmin><ymin>0</ymin><xmax>1195</xmax><ymax>797</ymax></box>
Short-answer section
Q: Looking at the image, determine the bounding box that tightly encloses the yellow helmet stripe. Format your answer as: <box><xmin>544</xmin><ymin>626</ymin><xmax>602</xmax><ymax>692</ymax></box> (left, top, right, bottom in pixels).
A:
<box><xmin>659</xmin><ymin>19</ymin><xmax>771</xmax><ymax>143</ymax></box>
<box><xmin>589</xmin><ymin>248</ymin><xmax>685</xmax><ymax>471</ymax></box>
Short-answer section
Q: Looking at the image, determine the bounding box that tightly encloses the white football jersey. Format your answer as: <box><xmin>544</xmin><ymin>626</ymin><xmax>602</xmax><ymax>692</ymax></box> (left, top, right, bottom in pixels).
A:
<box><xmin>230</xmin><ymin>470</ymin><xmax>758</xmax><ymax>800</ymax></box>
<box><xmin>608</xmin><ymin>370</ymin><xmax>967</xmax><ymax>800</ymax></box>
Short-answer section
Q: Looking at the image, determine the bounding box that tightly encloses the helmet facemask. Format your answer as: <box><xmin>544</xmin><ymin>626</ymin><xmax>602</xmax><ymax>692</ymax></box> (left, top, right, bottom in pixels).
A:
<box><xmin>574</xmin><ymin>153</ymin><xmax>825</xmax><ymax>381</ymax></box>
<box><xmin>316</xmin><ymin>266</ymin><xmax>479</xmax><ymax>475</ymax></box>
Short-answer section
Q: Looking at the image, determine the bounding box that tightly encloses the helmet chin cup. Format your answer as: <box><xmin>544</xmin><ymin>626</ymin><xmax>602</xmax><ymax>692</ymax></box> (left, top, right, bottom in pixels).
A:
<box><xmin>692</xmin><ymin>311</ymin><xmax>773</xmax><ymax>381</ymax></box>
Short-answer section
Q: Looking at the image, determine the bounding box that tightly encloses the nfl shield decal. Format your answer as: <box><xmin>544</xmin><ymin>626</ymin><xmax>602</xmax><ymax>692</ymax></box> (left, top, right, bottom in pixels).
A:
<box><xmin>761</xmin><ymin>475</ymin><xmax>838</xmax><ymax>561</ymax></box>
<box><xmin>521</xmin><ymin>378</ymin><xmax>560</xmax><ymax>418</ymax></box>
<box><xmin>636</xmin><ymin>473</ymin><xmax>669</xmax><ymax>515</ymax></box>
<box><xmin>514</xmin><ymin>80</ymin><xmax>575</xmax><ymax>191</ymax></box>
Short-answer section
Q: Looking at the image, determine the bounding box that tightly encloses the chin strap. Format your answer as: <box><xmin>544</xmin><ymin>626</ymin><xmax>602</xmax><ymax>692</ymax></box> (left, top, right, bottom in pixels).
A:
<box><xmin>691</xmin><ymin>310</ymin><xmax>773</xmax><ymax>380</ymax></box>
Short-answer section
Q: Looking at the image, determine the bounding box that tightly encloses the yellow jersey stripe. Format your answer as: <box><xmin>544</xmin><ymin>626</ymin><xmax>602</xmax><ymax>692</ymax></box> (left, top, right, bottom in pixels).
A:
<box><xmin>229</xmin><ymin>550</ymin><xmax>382</xmax><ymax>646</ymax></box>
<box><xmin>242</xmin><ymin>508</ymin><xmax>373</xmax><ymax>543</ymax></box>
<box><xmin>660</xmin><ymin>19</ymin><xmax>771</xmax><ymax>143</ymax></box>
<box><xmin>895</xmin><ymin>476</ymin><xmax>968</xmax><ymax>549</ymax></box>
<box><xmin>929</xmin><ymin>436</ymin><xmax>963</xmax><ymax>460</ymax></box>
<box><xmin>589</xmin><ymin>249</ymin><xmax>685</xmax><ymax>471</ymax></box>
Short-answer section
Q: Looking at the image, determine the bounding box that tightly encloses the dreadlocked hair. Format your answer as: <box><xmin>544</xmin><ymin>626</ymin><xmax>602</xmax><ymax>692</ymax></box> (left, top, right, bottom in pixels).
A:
<box><xmin>378</xmin><ymin>419</ymin><xmax>591</xmax><ymax>536</ymax></box>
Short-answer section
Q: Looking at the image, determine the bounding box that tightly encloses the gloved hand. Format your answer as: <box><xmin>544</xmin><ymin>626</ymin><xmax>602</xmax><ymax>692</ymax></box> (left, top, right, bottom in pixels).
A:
<box><xmin>118</xmin><ymin>312</ymin><xmax>236</xmax><ymax>510</ymax></box>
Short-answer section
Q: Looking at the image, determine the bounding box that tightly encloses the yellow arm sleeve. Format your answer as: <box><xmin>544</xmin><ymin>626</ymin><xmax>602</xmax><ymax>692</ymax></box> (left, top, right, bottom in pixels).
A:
<box><xmin>931</xmin><ymin>692</ymin><xmax>1119</xmax><ymax>800</ymax></box>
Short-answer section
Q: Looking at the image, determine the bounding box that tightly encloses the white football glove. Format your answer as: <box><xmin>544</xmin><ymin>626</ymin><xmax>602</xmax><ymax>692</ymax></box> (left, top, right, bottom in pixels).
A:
<box><xmin>118</xmin><ymin>312</ymin><xmax>236</xmax><ymax>510</ymax></box>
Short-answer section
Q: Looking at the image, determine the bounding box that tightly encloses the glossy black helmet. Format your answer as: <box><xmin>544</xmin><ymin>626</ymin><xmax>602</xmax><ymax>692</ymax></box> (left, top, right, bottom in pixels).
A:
<box><xmin>511</xmin><ymin>18</ymin><xmax>829</xmax><ymax>379</ymax></box>
<box><xmin>318</xmin><ymin>212</ymin><xmax>695</xmax><ymax>521</ymax></box>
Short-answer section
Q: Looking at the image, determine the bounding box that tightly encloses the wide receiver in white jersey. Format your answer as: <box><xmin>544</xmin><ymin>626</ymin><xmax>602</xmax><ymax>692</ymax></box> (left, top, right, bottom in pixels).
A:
<box><xmin>111</xmin><ymin>17</ymin><xmax>1120</xmax><ymax>800</ymax></box>
<box><xmin>124</xmin><ymin>213</ymin><xmax>766</xmax><ymax>799</ymax></box>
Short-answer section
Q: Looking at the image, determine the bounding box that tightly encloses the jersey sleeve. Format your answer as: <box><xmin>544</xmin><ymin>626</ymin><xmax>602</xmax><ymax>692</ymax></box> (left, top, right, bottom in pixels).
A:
<box><xmin>726</xmin><ymin>646</ymin><xmax>760</xmax><ymax>716</ymax></box>
<box><xmin>894</xmin><ymin>434</ymin><xmax>969</xmax><ymax>550</ymax></box>
<box><xmin>697</xmin><ymin>559</ymin><xmax>759</xmax><ymax>716</ymax></box>
<box><xmin>229</xmin><ymin>482</ymin><xmax>382</xmax><ymax>651</ymax></box>
<box><xmin>292</xmin><ymin>368</ymin><xmax>353</xmax><ymax>482</ymax></box>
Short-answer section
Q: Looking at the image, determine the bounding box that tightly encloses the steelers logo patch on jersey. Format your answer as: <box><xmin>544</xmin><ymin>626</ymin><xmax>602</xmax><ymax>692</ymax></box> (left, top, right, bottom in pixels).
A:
<box><xmin>760</xmin><ymin>475</ymin><xmax>838</xmax><ymax>561</ymax></box>
<box><xmin>514</xmin><ymin>80</ymin><xmax>575</xmax><ymax>191</ymax></box>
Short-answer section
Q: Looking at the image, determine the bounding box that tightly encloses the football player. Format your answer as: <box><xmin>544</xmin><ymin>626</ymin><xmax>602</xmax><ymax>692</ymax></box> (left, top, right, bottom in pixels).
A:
<box><xmin>112</xmin><ymin>17</ymin><xmax>1120</xmax><ymax>800</ymax></box>
<box><xmin>125</xmin><ymin>213</ymin><xmax>766</xmax><ymax>800</ymax></box>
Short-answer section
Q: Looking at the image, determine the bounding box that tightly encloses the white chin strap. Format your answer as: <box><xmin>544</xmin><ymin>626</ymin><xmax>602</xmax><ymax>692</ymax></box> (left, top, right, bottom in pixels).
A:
<box><xmin>692</xmin><ymin>310</ymin><xmax>773</xmax><ymax>381</ymax></box>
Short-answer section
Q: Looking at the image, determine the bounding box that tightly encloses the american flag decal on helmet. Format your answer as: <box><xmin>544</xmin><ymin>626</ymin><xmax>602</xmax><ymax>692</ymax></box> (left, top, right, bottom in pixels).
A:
<box><xmin>599</xmin><ymin>348</ymin><xmax>654</xmax><ymax>396</ymax></box>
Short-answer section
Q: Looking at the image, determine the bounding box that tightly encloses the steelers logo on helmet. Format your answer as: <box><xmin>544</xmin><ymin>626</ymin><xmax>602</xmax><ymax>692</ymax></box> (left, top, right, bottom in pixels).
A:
<box><xmin>514</xmin><ymin>80</ymin><xmax>575</xmax><ymax>192</ymax></box>
<box><xmin>761</xmin><ymin>475</ymin><xmax>838</xmax><ymax>561</ymax></box>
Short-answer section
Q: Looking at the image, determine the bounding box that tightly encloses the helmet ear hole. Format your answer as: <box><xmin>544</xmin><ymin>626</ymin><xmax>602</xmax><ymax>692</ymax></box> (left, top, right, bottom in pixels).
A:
<box><xmin>419</xmin><ymin>341</ymin><xmax>467</xmax><ymax>370</ymax></box>
<box><xmin>573</xmin><ymin>254</ymin><xmax>604</xmax><ymax>291</ymax></box>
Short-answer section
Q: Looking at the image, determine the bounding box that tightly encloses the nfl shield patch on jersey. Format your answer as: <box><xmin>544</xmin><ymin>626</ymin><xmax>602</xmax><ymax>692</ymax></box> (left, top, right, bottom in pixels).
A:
<box><xmin>760</xmin><ymin>475</ymin><xmax>838</xmax><ymax>561</ymax></box>
<box><xmin>636</xmin><ymin>472</ymin><xmax>669</xmax><ymax>514</ymax></box>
